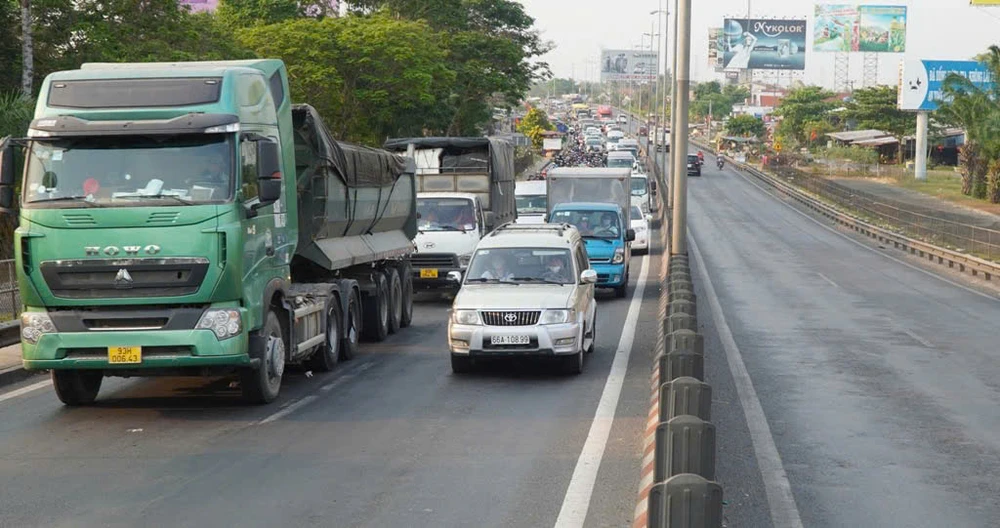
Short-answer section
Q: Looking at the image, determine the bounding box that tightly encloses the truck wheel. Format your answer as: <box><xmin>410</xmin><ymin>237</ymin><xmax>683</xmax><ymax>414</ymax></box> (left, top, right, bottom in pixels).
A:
<box><xmin>307</xmin><ymin>297</ymin><xmax>343</xmax><ymax>372</ymax></box>
<box><xmin>240</xmin><ymin>309</ymin><xmax>285</xmax><ymax>404</ymax></box>
<box><xmin>451</xmin><ymin>355</ymin><xmax>473</xmax><ymax>374</ymax></box>
<box><xmin>362</xmin><ymin>271</ymin><xmax>389</xmax><ymax>342</ymax></box>
<box><xmin>398</xmin><ymin>262</ymin><xmax>414</xmax><ymax>328</ymax></box>
<box><xmin>386</xmin><ymin>267</ymin><xmax>403</xmax><ymax>335</ymax></box>
<box><xmin>614</xmin><ymin>283</ymin><xmax>628</xmax><ymax>298</ymax></box>
<box><xmin>341</xmin><ymin>289</ymin><xmax>361</xmax><ymax>361</ymax></box>
<box><xmin>52</xmin><ymin>370</ymin><xmax>102</xmax><ymax>406</ymax></box>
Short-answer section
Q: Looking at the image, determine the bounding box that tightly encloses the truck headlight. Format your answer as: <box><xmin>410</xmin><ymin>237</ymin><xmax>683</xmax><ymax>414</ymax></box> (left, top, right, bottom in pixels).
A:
<box><xmin>612</xmin><ymin>247</ymin><xmax>626</xmax><ymax>264</ymax></box>
<box><xmin>21</xmin><ymin>312</ymin><xmax>55</xmax><ymax>345</ymax></box>
<box><xmin>540</xmin><ymin>309</ymin><xmax>575</xmax><ymax>325</ymax></box>
<box><xmin>459</xmin><ymin>254</ymin><xmax>472</xmax><ymax>268</ymax></box>
<box><xmin>196</xmin><ymin>309</ymin><xmax>243</xmax><ymax>340</ymax></box>
<box><xmin>452</xmin><ymin>309</ymin><xmax>481</xmax><ymax>325</ymax></box>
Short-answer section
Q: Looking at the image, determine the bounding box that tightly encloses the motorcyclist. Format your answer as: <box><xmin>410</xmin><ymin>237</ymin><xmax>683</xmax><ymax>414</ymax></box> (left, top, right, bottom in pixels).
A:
<box><xmin>697</xmin><ymin>150</ymin><xmax>705</xmax><ymax>165</ymax></box>
<box><xmin>716</xmin><ymin>155</ymin><xmax>725</xmax><ymax>170</ymax></box>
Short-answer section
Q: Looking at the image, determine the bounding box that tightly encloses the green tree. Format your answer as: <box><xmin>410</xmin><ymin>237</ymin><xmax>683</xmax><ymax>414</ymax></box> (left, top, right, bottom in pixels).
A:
<box><xmin>238</xmin><ymin>14</ymin><xmax>454</xmax><ymax>145</ymax></box>
<box><xmin>693</xmin><ymin>81</ymin><xmax>721</xmax><ymax>99</ymax></box>
<box><xmin>774</xmin><ymin>86</ymin><xmax>836</xmax><ymax>146</ymax></box>
<box><xmin>841</xmin><ymin>85</ymin><xmax>914</xmax><ymax>162</ymax></box>
<box><xmin>516</xmin><ymin>107</ymin><xmax>553</xmax><ymax>148</ymax></box>
<box><xmin>937</xmin><ymin>45</ymin><xmax>1000</xmax><ymax>199</ymax></box>
<box><xmin>0</xmin><ymin>0</ymin><xmax>20</xmax><ymax>93</ymax></box>
<box><xmin>726</xmin><ymin>114</ymin><xmax>765</xmax><ymax>138</ymax></box>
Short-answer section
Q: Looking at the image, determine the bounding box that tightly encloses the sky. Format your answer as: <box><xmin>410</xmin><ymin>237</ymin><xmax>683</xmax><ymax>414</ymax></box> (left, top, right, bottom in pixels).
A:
<box><xmin>516</xmin><ymin>0</ymin><xmax>1000</xmax><ymax>89</ymax></box>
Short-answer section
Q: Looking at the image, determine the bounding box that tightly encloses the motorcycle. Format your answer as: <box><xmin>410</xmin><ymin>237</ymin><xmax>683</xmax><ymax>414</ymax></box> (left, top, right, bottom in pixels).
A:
<box><xmin>716</xmin><ymin>157</ymin><xmax>725</xmax><ymax>170</ymax></box>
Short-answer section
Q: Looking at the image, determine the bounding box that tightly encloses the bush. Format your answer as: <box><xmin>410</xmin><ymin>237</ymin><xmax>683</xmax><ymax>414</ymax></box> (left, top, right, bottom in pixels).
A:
<box><xmin>820</xmin><ymin>146</ymin><xmax>879</xmax><ymax>165</ymax></box>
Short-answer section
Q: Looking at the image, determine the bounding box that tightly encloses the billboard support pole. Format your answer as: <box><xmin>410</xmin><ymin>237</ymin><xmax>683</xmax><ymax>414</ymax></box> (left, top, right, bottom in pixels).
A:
<box><xmin>915</xmin><ymin>111</ymin><xmax>928</xmax><ymax>181</ymax></box>
<box><xmin>671</xmin><ymin>0</ymin><xmax>691</xmax><ymax>256</ymax></box>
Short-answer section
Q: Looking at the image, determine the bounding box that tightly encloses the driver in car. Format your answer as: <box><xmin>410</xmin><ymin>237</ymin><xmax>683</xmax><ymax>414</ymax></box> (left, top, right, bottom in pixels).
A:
<box><xmin>541</xmin><ymin>255</ymin><xmax>571</xmax><ymax>283</ymax></box>
<box><xmin>598</xmin><ymin>213</ymin><xmax>620</xmax><ymax>236</ymax></box>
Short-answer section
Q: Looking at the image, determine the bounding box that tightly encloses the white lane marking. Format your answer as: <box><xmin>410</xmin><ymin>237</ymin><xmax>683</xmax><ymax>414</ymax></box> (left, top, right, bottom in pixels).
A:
<box><xmin>725</xmin><ymin>162</ymin><xmax>1000</xmax><ymax>303</ymax></box>
<box><xmin>258</xmin><ymin>395</ymin><xmax>318</xmax><ymax>424</ymax></box>
<box><xmin>0</xmin><ymin>379</ymin><xmax>51</xmax><ymax>403</ymax></box>
<box><xmin>553</xmin><ymin>254</ymin><xmax>650</xmax><ymax>528</ymax></box>
<box><xmin>900</xmin><ymin>327</ymin><xmax>935</xmax><ymax>349</ymax></box>
<box><xmin>817</xmin><ymin>272</ymin><xmax>839</xmax><ymax>288</ymax></box>
<box><xmin>688</xmin><ymin>233</ymin><xmax>804</xmax><ymax>528</ymax></box>
<box><xmin>320</xmin><ymin>362</ymin><xmax>374</xmax><ymax>392</ymax></box>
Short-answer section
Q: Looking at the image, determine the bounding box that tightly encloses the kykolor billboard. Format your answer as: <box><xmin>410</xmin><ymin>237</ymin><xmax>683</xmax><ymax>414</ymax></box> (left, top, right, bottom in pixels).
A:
<box><xmin>600</xmin><ymin>49</ymin><xmax>660</xmax><ymax>82</ymax></box>
<box><xmin>721</xmin><ymin>18</ymin><xmax>806</xmax><ymax>71</ymax></box>
<box><xmin>814</xmin><ymin>5</ymin><xmax>907</xmax><ymax>53</ymax></box>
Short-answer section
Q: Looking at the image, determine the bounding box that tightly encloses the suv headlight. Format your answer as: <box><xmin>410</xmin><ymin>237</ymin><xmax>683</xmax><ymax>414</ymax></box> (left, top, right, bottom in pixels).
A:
<box><xmin>612</xmin><ymin>247</ymin><xmax>626</xmax><ymax>264</ymax></box>
<box><xmin>196</xmin><ymin>309</ymin><xmax>243</xmax><ymax>340</ymax></box>
<box><xmin>21</xmin><ymin>312</ymin><xmax>56</xmax><ymax>345</ymax></box>
<box><xmin>452</xmin><ymin>309</ymin><xmax>481</xmax><ymax>325</ymax></box>
<box><xmin>459</xmin><ymin>254</ymin><xmax>472</xmax><ymax>268</ymax></box>
<box><xmin>540</xmin><ymin>309</ymin><xmax>575</xmax><ymax>325</ymax></box>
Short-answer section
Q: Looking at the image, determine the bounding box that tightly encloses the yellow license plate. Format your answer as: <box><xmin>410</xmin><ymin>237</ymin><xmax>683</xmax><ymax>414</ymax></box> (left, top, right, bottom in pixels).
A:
<box><xmin>108</xmin><ymin>346</ymin><xmax>142</xmax><ymax>364</ymax></box>
<box><xmin>420</xmin><ymin>269</ymin><xmax>439</xmax><ymax>279</ymax></box>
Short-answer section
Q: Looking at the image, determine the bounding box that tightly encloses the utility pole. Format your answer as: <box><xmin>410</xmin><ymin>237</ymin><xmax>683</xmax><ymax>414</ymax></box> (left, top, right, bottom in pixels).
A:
<box><xmin>658</xmin><ymin>2</ymin><xmax>669</xmax><ymax>207</ymax></box>
<box><xmin>668</xmin><ymin>0</ymin><xmax>679</xmax><ymax>209</ymax></box>
<box><xmin>670</xmin><ymin>0</ymin><xmax>691</xmax><ymax>255</ymax></box>
<box><xmin>652</xmin><ymin>5</ymin><xmax>667</xmax><ymax>162</ymax></box>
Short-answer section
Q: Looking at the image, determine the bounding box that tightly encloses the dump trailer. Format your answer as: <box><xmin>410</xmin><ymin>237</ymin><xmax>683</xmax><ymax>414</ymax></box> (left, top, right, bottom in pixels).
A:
<box><xmin>382</xmin><ymin>137</ymin><xmax>515</xmax><ymax>290</ymax></box>
<box><xmin>0</xmin><ymin>59</ymin><xmax>417</xmax><ymax>405</ymax></box>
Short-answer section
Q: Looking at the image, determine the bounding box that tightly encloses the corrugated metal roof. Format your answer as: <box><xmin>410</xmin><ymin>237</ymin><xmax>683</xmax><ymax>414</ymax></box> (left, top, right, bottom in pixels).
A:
<box><xmin>827</xmin><ymin>129</ymin><xmax>889</xmax><ymax>142</ymax></box>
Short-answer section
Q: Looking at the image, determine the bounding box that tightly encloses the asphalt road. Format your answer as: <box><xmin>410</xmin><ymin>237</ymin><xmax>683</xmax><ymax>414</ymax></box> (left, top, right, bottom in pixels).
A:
<box><xmin>686</xmin><ymin>152</ymin><xmax>1000</xmax><ymax>527</ymax></box>
<box><xmin>0</xmin><ymin>242</ymin><xmax>664</xmax><ymax>527</ymax></box>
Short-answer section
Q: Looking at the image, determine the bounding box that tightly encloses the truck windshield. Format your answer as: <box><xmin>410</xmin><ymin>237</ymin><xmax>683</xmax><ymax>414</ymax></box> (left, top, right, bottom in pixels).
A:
<box><xmin>631</xmin><ymin>178</ymin><xmax>648</xmax><ymax>196</ymax></box>
<box><xmin>608</xmin><ymin>157</ymin><xmax>633</xmax><ymax>169</ymax></box>
<box><xmin>417</xmin><ymin>197</ymin><xmax>476</xmax><ymax>231</ymax></box>
<box><xmin>22</xmin><ymin>134</ymin><xmax>234</xmax><ymax>208</ymax></box>
<box><xmin>516</xmin><ymin>194</ymin><xmax>547</xmax><ymax>214</ymax></box>
<box><xmin>550</xmin><ymin>209</ymin><xmax>621</xmax><ymax>239</ymax></box>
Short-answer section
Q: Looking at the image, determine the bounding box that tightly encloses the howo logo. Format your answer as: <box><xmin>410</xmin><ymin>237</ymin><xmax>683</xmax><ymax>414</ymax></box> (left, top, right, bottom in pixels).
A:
<box><xmin>85</xmin><ymin>245</ymin><xmax>162</xmax><ymax>257</ymax></box>
<box><xmin>751</xmin><ymin>21</ymin><xmax>804</xmax><ymax>38</ymax></box>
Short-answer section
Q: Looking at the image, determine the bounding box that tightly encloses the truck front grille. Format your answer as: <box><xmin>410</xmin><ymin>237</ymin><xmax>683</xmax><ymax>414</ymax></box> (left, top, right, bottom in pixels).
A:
<box><xmin>63</xmin><ymin>346</ymin><xmax>194</xmax><ymax>360</ymax></box>
<box><xmin>40</xmin><ymin>258</ymin><xmax>209</xmax><ymax>299</ymax></box>
<box><xmin>411</xmin><ymin>253</ymin><xmax>458</xmax><ymax>268</ymax></box>
<box><xmin>481</xmin><ymin>311</ymin><xmax>541</xmax><ymax>326</ymax></box>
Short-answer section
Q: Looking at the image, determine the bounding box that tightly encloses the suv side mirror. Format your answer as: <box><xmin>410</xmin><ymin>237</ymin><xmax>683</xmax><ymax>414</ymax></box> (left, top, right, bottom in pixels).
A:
<box><xmin>626</xmin><ymin>229</ymin><xmax>636</xmax><ymax>242</ymax></box>
<box><xmin>580</xmin><ymin>269</ymin><xmax>598</xmax><ymax>284</ymax></box>
<box><xmin>447</xmin><ymin>270</ymin><xmax>463</xmax><ymax>283</ymax></box>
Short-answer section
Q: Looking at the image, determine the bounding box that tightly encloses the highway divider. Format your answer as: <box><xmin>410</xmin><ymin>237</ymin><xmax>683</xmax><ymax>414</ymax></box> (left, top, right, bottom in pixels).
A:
<box><xmin>693</xmin><ymin>138</ymin><xmax>1000</xmax><ymax>283</ymax></box>
<box><xmin>634</xmin><ymin>151</ymin><xmax>724</xmax><ymax>528</ymax></box>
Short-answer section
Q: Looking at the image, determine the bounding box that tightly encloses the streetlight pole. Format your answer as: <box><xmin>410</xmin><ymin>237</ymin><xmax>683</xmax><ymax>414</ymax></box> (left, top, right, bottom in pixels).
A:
<box><xmin>652</xmin><ymin>5</ymin><xmax>667</xmax><ymax>164</ymax></box>
<box><xmin>669</xmin><ymin>0</ymin><xmax>679</xmax><ymax>210</ymax></box>
<box><xmin>671</xmin><ymin>0</ymin><xmax>691</xmax><ymax>255</ymax></box>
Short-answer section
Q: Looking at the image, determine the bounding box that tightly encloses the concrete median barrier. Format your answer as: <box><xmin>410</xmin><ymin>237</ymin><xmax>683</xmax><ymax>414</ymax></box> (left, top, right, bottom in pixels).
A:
<box><xmin>665</xmin><ymin>312</ymin><xmax>697</xmax><ymax>334</ymax></box>
<box><xmin>668</xmin><ymin>289</ymin><xmax>696</xmax><ymax>304</ymax></box>
<box><xmin>668</xmin><ymin>299</ymin><xmax>696</xmax><ymax>317</ymax></box>
<box><xmin>654</xmin><ymin>415</ymin><xmax>716</xmax><ymax>482</ymax></box>
<box><xmin>647</xmin><ymin>474</ymin><xmax>724</xmax><ymax>528</ymax></box>
<box><xmin>658</xmin><ymin>348</ymin><xmax>704</xmax><ymax>382</ymax></box>
<box><xmin>659</xmin><ymin>376</ymin><xmax>711</xmax><ymax>422</ymax></box>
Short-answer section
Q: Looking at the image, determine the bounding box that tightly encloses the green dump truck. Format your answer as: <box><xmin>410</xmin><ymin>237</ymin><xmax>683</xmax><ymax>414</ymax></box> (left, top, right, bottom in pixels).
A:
<box><xmin>0</xmin><ymin>59</ymin><xmax>417</xmax><ymax>404</ymax></box>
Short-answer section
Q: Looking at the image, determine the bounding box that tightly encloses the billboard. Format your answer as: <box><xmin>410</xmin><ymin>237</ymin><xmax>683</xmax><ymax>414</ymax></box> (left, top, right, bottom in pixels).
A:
<box><xmin>814</xmin><ymin>5</ymin><xmax>907</xmax><ymax>53</ymax></box>
<box><xmin>708</xmin><ymin>28</ymin><xmax>724</xmax><ymax>71</ymax></box>
<box><xmin>898</xmin><ymin>60</ymin><xmax>995</xmax><ymax>111</ymax></box>
<box><xmin>600</xmin><ymin>49</ymin><xmax>660</xmax><ymax>82</ymax></box>
<box><xmin>970</xmin><ymin>0</ymin><xmax>1000</xmax><ymax>4</ymax></box>
<box><xmin>721</xmin><ymin>18</ymin><xmax>807</xmax><ymax>71</ymax></box>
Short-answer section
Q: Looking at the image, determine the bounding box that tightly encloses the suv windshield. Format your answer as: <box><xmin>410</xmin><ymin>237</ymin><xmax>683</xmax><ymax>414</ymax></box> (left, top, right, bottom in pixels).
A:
<box><xmin>467</xmin><ymin>247</ymin><xmax>575</xmax><ymax>285</ymax></box>
<box><xmin>22</xmin><ymin>134</ymin><xmax>234</xmax><ymax>208</ymax></box>
<box><xmin>550</xmin><ymin>209</ymin><xmax>621</xmax><ymax>239</ymax></box>
<box><xmin>688</xmin><ymin>155</ymin><xmax>700</xmax><ymax>164</ymax></box>
<box><xmin>516</xmin><ymin>194</ymin><xmax>547</xmax><ymax>214</ymax></box>
<box><xmin>417</xmin><ymin>197</ymin><xmax>477</xmax><ymax>231</ymax></box>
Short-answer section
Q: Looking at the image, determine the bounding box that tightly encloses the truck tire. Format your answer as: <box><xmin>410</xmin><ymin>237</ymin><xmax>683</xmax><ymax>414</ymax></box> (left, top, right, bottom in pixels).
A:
<box><xmin>362</xmin><ymin>271</ymin><xmax>389</xmax><ymax>342</ymax></box>
<box><xmin>52</xmin><ymin>370</ymin><xmax>102</xmax><ymax>406</ymax></box>
<box><xmin>398</xmin><ymin>261</ymin><xmax>414</xmax><ymax>328</ymax></box>
<box><xmin>386</xmin><ymin>267</ymin><xmax>403</xmax><ymax>335</ymax></box>
<box><xmin>240</xmin><ymin>308</ymin><xmax>285</xmax><ymax>404</ymax></box>
<box><xmin>307</xmin><ymin>297</ymin><xmax>343</xmax><ymax>372</ymax></box>
<box><xmin>341</xmin><ymin>288</ymin><xmax>361</xmax><ymax>361</ymax></box>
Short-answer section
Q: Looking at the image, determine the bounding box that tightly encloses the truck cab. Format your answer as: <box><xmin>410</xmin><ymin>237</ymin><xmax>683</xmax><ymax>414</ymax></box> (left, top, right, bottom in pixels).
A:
<box><xmin>413</xmin><ymin>192</ymin><xmax>486</xmax><ymax>287</ymax></box>
<box><xmin>514</xmin><ymin>180</ymin><xmax>547</xmax><ymax>224</ymax></box>
<box><xmin>549</xmin><ymin>203</ymin><xmax>633</xmax><ymax>298</ymax></box>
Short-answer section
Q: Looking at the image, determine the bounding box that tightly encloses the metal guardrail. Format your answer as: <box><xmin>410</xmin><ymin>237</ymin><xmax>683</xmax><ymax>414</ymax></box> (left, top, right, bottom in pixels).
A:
<box><xmin>0</xmin><ymin>259</ymin><xmax>20</xmax><ymax>347</ymax></box>
<box><xmin>693</xmin><ymin>139</ymin><xmax>1000</xmax><ymax>282</ymax></box>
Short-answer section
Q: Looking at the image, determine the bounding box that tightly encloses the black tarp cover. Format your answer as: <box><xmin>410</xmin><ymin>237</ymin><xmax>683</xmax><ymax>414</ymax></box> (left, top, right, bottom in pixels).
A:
<box><xmin>292</xmin><ymin>104</ymin><xmax>407</xmax><ymax>188</ymax></box>
<box><xmin>381</xmin><ymin>137</ymin><xmax>515</xmax><ymax>185</ymax></box>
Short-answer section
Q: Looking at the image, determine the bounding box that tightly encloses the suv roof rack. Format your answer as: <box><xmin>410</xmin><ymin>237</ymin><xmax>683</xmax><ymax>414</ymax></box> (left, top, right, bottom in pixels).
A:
<box><xmin>490</xmin><ymin>223</ymin><xmax>573</xmax><ymax>238</ymax></box>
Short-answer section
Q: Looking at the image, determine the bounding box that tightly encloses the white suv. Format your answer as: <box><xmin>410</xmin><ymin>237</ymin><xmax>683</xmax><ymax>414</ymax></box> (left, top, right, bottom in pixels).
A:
<box><xmin>447</xmin><ymin>224</ymin><xmax>598</xmax><ymax>374</ymax></box>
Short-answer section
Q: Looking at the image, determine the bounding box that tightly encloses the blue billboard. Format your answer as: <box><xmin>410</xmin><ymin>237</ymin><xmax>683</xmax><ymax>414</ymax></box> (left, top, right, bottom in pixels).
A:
<box><xmin>898</xmin><ymin>60</ymin><xmax>995</xmax><ymax>111</ymax></box>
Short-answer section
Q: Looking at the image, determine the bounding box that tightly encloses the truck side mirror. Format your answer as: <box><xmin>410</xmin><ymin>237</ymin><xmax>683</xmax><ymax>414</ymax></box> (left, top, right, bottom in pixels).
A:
<box><xmin>258</xmin><ymin>178</ymin><xmax>282</xmax><ymax>204</ymax></box>
<box><xmin>484</xmin><ymin>211</ymin><xmax>495</xmax><ymax>230</ymax></box>
<box><xmin>626</xmin><ymin>229</ymin><xmax>636</xmax><ymax>242</ymax></box>
<box><xmin>0</xmin><ymin>187</ymin><xmax>13</xmax><ymax>210</ymax></box>
<box><xmin>0</xmin><ymin>139</ymin><xmax>16</xmax><ymax>186</ymax></box>
<box><xmin>649</xmin><ymin>180</ymin><xmax>657</xmax><ymax>191</ymax></box>
<box><xmin>256</xmin><ymin>139</ymin><xmax>282</xmax><ymax>181</ymax></box>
